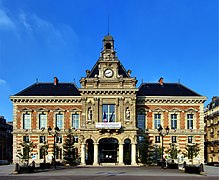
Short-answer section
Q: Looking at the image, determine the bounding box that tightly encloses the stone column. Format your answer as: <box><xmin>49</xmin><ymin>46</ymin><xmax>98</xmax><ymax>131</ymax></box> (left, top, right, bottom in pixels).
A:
<box><xmin>131</xmin><ymin>143</ymin><xmax>137</xmax><ymax>165</ymax></box>
<box><xmin>93</xmin><ymin>143</ymin><xmax>99</xmax><ymax>165</ymax></box>
<box><xmin>81</xmin><ymin>143</ymin><xmax>86</xmax><ymax>165</ymax></box>
<box><xmin>118</xmin><ymin>143</ymin><xmax>124</xmax><ymax>165</ymax></box>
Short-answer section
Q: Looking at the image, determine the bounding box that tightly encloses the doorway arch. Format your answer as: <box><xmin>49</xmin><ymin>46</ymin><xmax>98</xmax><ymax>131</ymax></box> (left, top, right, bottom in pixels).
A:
<box><xmin>99</xmin><ymin>138</ymin><xmax>118</xmax><ymax>163</ymax></box>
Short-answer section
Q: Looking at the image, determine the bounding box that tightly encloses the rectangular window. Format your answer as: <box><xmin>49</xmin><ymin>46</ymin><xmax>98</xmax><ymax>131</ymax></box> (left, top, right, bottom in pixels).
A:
<box><xmin>172</xmin><ymin>136</ymin><xmax>177</xmax><ymax>143</ymax></box>
<box><xmin>102</xmin><ymin>104</ymin><xmax>115</xmax><ymax>122</ymax></box>
<box><xmin>39</xmin><ymin>148</ymin><xmax>45</xmax><ymax>159</ymax></box>
<box><xmin>74</xmin><ymin>136</ymin><xmax>78</xmax><ymax>143</ymax></box>
<box><xmin>56</xmin><ymin>136</ymin><xmax>62</xmax><ymax>143</ymax></box>
<box><xmin>137</xmin><ymin>114</ymin><xmax>145</xmax><ymax>131</ymax></box>
<box><xmin>154</xmin><ymin>114</ymin><xmax>161</xmax><ymax>129</ymax></box>
<box><xmin>171</xmin><ymin>114</ymin><xmax>177</xmax><ymax>129</ymax></box>
<box><xmin>39</xmin><ymin>136</ymin><xmax>46</xmax><ymax>143</ymax></box>
<box><xmin>23</xmin><ymin>114</ymin><xmax>31</xmax><ymax>129</ymax></box>
<box><xmin>188</xmin><ymin>136</ymin><xmax>193</xmax><ymax>143</ymax></box>
<box><xmin>187</xmin><ymin>114</ymin><xmax>193</xmax><ymax>129</ymax></box>
<box><xmin>155</xmin><ymin>136</ymin><xmax>160</xmax><ymax>143</ymax></box>
<box><xmin>55</xmin><ymin>148</ymin><xmax>62</xmax><ymax>159</ymax></box>
<box><xmin>39</xmin><ymin>114</ymin><xmax>47</xmax><ymax>129</ymax></box>
<box><xmin>72</xmin><ymin>114</ymin><xmax>79</xmax><ymax>129</ymax></box>
<box><xmin>56</xmin><ymin>114</ymin><xmax>63</xmax><ymax>129</ymax></box>
<box><xmin>23</xmin><ymin>136</ymin><xmax>29</xmax><ymax>143</ymax></box>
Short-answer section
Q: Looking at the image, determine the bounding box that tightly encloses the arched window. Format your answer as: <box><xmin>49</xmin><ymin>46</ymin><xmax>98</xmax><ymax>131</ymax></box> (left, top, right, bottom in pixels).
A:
<box><xmin>105</xmin><ymin>43</ymin><xmax>111</xmax><ymax>49</ymax></box>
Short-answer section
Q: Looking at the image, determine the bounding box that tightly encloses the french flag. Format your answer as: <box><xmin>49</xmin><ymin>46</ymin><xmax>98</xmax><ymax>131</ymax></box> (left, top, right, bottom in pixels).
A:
<box><xmin>109</xmin><ymin>111</ymin><xmax>114</xmax><ymax>122</ymax></box>
<box><xmin>103</xmin><ymin>112</ymin><xmax>107</xmax><ymax>122</ymax></box>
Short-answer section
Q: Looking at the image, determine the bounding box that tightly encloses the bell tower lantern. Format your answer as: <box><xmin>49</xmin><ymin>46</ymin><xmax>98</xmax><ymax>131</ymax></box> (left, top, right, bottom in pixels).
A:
<box><xmin>101</xmin><ymin>34</ymin><xmax>116</xmax><ymax>61</ymax></box>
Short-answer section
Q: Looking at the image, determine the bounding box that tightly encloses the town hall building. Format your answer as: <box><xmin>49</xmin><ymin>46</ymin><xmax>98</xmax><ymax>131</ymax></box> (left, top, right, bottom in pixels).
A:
<box><xmin>10</xmin><ymin>35</ymin><xmax>206</xmax><ymax>166</ymax></box>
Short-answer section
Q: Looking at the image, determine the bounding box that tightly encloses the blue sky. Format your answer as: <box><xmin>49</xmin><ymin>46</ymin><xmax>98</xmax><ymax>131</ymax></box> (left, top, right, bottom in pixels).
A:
<box><xmin>0</xmin><ymin>0</ymin><xmax>218</xmax><ymax>121</ymax></box>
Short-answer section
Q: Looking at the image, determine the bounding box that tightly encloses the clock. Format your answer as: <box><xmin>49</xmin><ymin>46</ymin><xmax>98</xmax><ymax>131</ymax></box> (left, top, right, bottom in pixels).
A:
<box><xmin>104</xmin><ymin>68</ymin><xmax>114</xmax><ymax>78</ymax></box>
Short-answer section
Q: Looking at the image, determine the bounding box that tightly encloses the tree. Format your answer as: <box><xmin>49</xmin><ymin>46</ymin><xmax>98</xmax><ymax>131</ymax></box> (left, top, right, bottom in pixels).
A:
<box><xmin>63</xmin><ymin>133</ymin><xmax>75</xmax><ymax>165</ymax></box>
<box><xmin>184</xmin><ymin>143</ymin><xmax>200</xmax><ymax>165</ymax></box>
<box><xmin>40</xmin><ymin>143</ymin><xmax>48</xmax><ymax>164</ymax></box>
<box><xmin>165</xmin><ymin>143</ymin><xmax>180</xmax><ymax>161</ymax></box>
<box><xmin>138</xmin><ymin>132</ymin><xmax>154</xmax><ymax>165</ymax></box>
<box><xmin>17</xmin><ymin>141</ymin><xmax>34</xmax><ymax>166</ymax></box>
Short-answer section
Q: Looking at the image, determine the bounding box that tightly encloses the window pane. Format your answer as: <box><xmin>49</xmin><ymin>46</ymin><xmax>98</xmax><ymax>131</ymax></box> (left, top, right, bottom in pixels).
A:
<box><xmin>74</xmin><ymin>136</ymin><xmax>78</xmax><ymax>143</ymax></box>
<box><xmin>23</xmin><ymin>114</ymin><xmax>31</xmax><ymax>129</ymax></box>
<box><xmin>40</xmin><ymin>136</ymin><xmax>45</xmax><ymax>143</ymax></box>
<box><xmin>23</xmin><ymin>136</ymin><xmax>29</xmax><ymax>143</ymax></box>
<box><xmin>39</xmin><ymin>114</ymin><xmax>47</xmax><ymax>129</ymax></box>
<box><xmin>188</xmin><ymin>136</ymin><xmax>193</xmax><ymax>143</ymax></box>
<box><xmin>187</xmin><ymin>114</ymin><xmax>193</xmax><ymax>129</ymax></box>
<box><xmin>171</xmin><ymin>114</ymin><xmax>177</xmax><ymax>129</ymax></box>
<box><xmin>72</xmin><ymin>114</ymin><xmax>79</xmax><ymax>129</ymax></box>
<box><xmin>172</xmin><ymin>136</ymin><xmax>177</xmax><ymax>143</ymax></box>
<box><xmin>56</xmin><ymin>114</ymin><xmax>63</xmax><ymax>129</ymax></box>
<box><xmin>155</xmin><ymin>136</ymin><xmax>160</xmax><ymax>143</ymax></box>
<box><xmin>137</xmin><ymin>114</ymin><xmax>145</xmax><ymax>131</ymax></box>
<box><xmin>102</xmin><ymin>105</ymin><xmax>115</xmax><ymax>122</ymax></box>
<box><xmin>56</xmin><ymin>136</ymin><xmax>62</xmax><ymax>143</ymax></box>
<box><xmin>154</xmin><ymin>114</ymin><xmax>161</xmax><ymax>129</ymax></box>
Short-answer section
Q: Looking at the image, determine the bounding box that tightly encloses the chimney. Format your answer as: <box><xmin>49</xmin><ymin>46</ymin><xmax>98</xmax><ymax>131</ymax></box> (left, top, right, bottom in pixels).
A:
<box><xmin>158</xmin><ymin>77</ymin><xmax>164</xmax><ymax>85</ymax></box>
<box><xmin>54</xmin><ymin>77</ymin><xmax>59</xmax><ymax>85</ymax></box>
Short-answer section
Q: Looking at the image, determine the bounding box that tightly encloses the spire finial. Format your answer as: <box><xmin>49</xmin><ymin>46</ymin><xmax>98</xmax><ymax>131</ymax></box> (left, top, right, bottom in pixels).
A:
<box><xmin>108</xmin><ymin>16</ymin><xmax>110</xmax><ymax>35</ymax></box>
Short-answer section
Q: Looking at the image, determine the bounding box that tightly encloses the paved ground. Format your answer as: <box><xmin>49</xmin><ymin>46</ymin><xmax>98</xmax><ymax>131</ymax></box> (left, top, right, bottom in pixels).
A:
<box><xmin>0</xmin><ymin>164</ymin><xmax>218</xmax><ymax>180</ymax></box>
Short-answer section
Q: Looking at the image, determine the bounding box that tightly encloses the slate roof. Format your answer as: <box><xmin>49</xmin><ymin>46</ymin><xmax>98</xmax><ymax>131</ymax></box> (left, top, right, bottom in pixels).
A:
<box><xmin>138</xmin><ymin>83</ymin><xmax>201</xmax><ymax>96</ymax></box>
<box><xmin>14</xmin><ymin>83</ymin><xmax>80</xmax><ymax>96</ymax></box>
<box><xmin>88</xmin><ymin>61</ymin><xmax>129</xmax><ymax>78</ymax></box>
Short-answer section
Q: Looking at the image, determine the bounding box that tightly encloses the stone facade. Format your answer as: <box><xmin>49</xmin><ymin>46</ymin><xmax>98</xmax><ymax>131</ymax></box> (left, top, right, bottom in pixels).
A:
<box><xmin>204</xmin><ymin>96</ymin><xmax>219</xmax><ymax>164</ymax></box>
<box><xmin>10</xmin><ymin>35</ymin><xmax>206</xmax><ymax>165</ymax></box>
<box><xmin>0</xmin><ymin>116</ymin><xmax>13</xmax><ymax>162</ymax></box>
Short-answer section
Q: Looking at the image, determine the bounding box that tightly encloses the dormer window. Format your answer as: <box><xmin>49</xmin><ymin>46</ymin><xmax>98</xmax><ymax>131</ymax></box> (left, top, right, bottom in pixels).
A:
<box><xmin>105</xmin><ymin>43</ymin><xmax>111</xmax><ymax>49</ymax></box>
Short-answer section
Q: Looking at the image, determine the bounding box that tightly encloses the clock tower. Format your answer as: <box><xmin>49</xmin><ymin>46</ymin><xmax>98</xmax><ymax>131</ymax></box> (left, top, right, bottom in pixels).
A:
<box><xmin>80</xmin><ymin>34</ymin><xmax>137</xmax><ymax>88</ymax></box>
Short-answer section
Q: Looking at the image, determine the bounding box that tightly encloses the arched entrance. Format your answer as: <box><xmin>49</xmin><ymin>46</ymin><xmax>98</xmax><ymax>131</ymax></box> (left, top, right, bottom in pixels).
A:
<box><xmin>99</xmin><ymin>138</ymin><xmax>118</xmax><ymax>163</ymax></box>
<box><xmin>124</xmin><ymin>139</ymin><xmax>131</xmax><ymax>165</ymax></box>
<box><xmin>85</xmin><ymin>139</ymin><xmax>94</xmax><ymax>165</ymax></box>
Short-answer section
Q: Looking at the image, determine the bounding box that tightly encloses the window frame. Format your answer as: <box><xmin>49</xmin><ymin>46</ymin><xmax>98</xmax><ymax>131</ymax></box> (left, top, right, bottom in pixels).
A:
<box><xmin>56</xmin><ymin>136</ymin><xmax>62</xmax><ymax>143</ymax></box>
<box><xmin>23</xmin><ymin>136</ymin><xmax>29</xmax><ymax>143</ymax></box>
<box><xmin>187</xmin><ymin>114</ymin><xmax>194</xmax><ymax>130</ymax></box>
<box><xmin>39</xmin><ymin>113</ymin><xmax>47</xmax><ymax>130</ymax></box>
<box><xmin>155</xmin><ymin>136</ymin><xmax>161</xmax><ymax>143</ymax></box>
<box><xmin>39</xmin><ymin>136</ymin><xmax>46</xmax><ymax>143</ymax></box>
<box><xmin>72</xmin><ymin>113</ymin><xmax>80</xmax><ymax>129</ymax></box>
<box><xmin>55</xmin><ymin>113</ymin><xmax>64</xmax><ymax>129</ymax></box>
<box><xmin>170</xmin><ymin>114</ymin><xmax>178</xmax><ymax>129</ymax></box>
<box><xmin>102</xmin><ymin>104</ymin><xmax>116</xmax><ymax>122</ymax></box>
<box><xmin>154</xmin><ymin>113</ymin><xmax>161</xmax><ymax>129</ymax></box>
<box><xmin>188</xmin><ymin>136</ymin><xmax>193</xmax><ymax>143</ymax></box>
<box><xmin>137</xmin><ymin>110</ymin><xmax>146</xmax><ymax>132</ymax></box>
<box><xmin>23</xmin><ymin>113</ymin><xmax>31</xmax><ymax>130</ymax></box>
<box><xmin>172</xmin><ymin>136</ymin><xmax>177</xmax><ymax>143</ymax></box>
<box><xmin>74</xmin><ymin>136</ymin><xmax>79</xmax><ymax>143</ymax></box>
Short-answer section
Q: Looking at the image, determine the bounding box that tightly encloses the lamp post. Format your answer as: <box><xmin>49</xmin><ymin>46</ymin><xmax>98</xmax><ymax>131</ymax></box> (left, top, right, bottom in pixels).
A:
<box><xmin>48</xmin><ymin>126</ymin><xmax>60</xmax><ymax>169</ymax></box>
<box><xmin>157</xmin><ymin>125</ymin><xmax>169</xmax><ymax>168</ymax></box>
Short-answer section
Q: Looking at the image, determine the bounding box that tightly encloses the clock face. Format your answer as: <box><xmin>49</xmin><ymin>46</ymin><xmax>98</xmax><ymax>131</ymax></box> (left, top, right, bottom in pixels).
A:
<box><xmin>104</xmin><ymin>69</ymin><xmax>113</xmax><ymax>78</ymax></box>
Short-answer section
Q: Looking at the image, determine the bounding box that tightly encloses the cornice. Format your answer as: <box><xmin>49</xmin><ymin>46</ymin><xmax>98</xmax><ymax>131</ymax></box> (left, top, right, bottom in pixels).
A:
<box><xmin>137</xmin><ymin>96</ymin><xmax>206</xmax><ymax>104</ymax></box>
<box><xmin>79</xmin><ymin>88</ymin><xmax>138</xmax><ymax>95</ymax></box>
<box><xmin>10</xmin><ymin>96</ymin><xmax>81</xmax><ymax>104</ymax></box>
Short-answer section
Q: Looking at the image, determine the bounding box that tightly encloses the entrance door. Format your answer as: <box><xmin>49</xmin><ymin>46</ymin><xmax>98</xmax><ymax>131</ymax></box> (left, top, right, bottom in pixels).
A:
<box><xmin>99</xmin><ymin>138</ymin><xmax>118</xmax><ymax>163</ymax></box>
<box><xmin>124</xmin><ymin>139</ymin><xmax>131</xmax><ymax>165</ymax></box>
<box><xmin>86</xmin><ymin>139</ymin><xmax>94</xmax><ymax>165</ymax></box>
